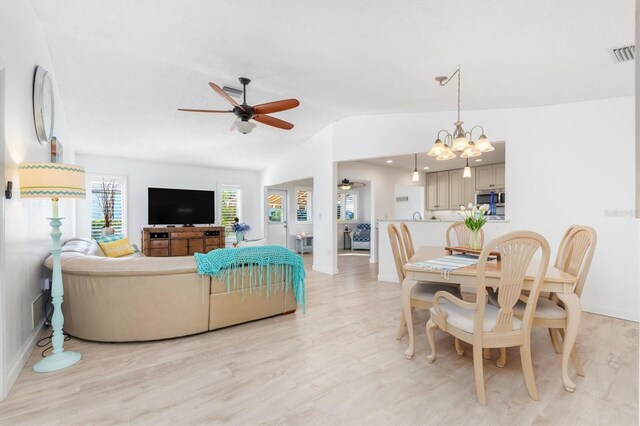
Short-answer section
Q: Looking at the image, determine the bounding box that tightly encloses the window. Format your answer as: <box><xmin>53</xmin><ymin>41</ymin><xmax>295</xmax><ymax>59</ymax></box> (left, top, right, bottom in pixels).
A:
<box><xmin>219</xmin><ymin>186</ymin><xmax>242</xmax><ymax>234</ymax></box>
<box><xmin>267</xmin><ymin>193</ymin><xmax>284</xmax><ymax>223</ymax></box>
<box><xmin>337</xmin><ymin>192</ymin><xmax>358</xmax><ymax>222</ymax></box>
<box><xmin>296</xmin><ymin>188</ymin><xmax>312</xmax><ymax>223</ymax></box>
<box><xmin>90</xmin><ymin>175</ymin><xmax>126</xmax><ymax>240</ymax></box>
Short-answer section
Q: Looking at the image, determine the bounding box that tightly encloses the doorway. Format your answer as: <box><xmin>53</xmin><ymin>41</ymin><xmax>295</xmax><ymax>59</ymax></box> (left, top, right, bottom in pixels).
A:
<box><xmin>267</xmin><ymin>189</ymin><xmax>288</xmax><ymax>247</ymax></box>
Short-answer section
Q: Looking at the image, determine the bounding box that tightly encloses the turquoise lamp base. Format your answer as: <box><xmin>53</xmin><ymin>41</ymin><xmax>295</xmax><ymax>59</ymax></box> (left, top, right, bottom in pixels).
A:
<box><xmin>33</xmin><ymin>350</ymin><xmax>81</xmax><ymax>373</ymax></box>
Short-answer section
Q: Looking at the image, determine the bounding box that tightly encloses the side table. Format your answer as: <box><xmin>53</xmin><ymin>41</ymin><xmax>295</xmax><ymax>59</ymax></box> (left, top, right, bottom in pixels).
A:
<box><xmin>343</xmin><ymin>230</ymin><xmax>351</xmax><ymax>250</ymax></box>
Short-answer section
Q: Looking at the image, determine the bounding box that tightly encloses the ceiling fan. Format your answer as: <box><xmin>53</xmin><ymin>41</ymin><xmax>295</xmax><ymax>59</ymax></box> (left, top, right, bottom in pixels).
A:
<box><xmin>338</xmin><ymin>179</ymin><xmax>366</xmax><ymax>190</ymax></box>
<box><xmin>178</xmin><ymin>77</ymin><xmax>300</xmax><ymax>134</ymax></box>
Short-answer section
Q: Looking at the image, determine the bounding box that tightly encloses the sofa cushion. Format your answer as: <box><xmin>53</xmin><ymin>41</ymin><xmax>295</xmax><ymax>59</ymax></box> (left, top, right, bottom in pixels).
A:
<box><xmin>99</xmin><ymin>238</ymin><xmax>136</xmax><ymax>258</ymax></box>
<box><xmin>95</xmin><ymin>233</ymin><xmax>124</xmax><ymax>243</ymax></box>
<box><xmin>61</xmin><ymin>237</ymin><xmax>106</xmax><ymax>257</ymax></box>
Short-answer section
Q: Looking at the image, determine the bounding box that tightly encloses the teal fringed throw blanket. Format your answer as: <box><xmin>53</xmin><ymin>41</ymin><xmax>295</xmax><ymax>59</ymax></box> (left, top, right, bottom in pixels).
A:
<box><xmin>194</xmin><ymin>245</ymin><xmax>306</xmax><ymax>310</ymax></box>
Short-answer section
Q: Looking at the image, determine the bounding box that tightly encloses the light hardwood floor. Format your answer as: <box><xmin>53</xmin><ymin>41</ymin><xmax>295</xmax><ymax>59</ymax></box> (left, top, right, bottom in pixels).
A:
<box><xmin>1</xmin><ymin>253</ymin><xmax>637</xmax><ymax>425</ymax></box>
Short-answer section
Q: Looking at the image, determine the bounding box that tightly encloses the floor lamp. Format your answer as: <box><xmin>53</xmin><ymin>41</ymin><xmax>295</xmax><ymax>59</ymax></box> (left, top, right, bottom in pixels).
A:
<box><xmin>18</xmin><ymin>162</ymin><xmax>86</xmax><ymax>373</ymax></box>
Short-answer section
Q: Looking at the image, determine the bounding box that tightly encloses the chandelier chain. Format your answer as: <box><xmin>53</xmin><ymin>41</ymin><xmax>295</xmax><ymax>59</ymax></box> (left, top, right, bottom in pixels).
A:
<box><xmin>438</xmin><ymin>67</ymin><xmax>462</xmax><ymax>122</ymax></box>
<box><xmin>457</xmin><ymin>67</ymin><xmax>461</xmax><ymax>122</ymax></box>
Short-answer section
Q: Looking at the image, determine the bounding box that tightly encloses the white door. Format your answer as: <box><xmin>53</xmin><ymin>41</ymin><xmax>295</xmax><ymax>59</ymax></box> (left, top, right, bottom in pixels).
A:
<box><xmin>267</xmin><ymin>189</ymin><xmax>288</xmax><ymax>247</ymax></box>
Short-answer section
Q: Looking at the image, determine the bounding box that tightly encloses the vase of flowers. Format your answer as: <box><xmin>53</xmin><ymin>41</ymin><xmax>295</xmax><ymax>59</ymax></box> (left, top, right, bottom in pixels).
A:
<box><xmin>232</xmin><ymin>217</ymin><xmax>251</xmax><ymax>243</ymax></box>
<box><xmin>457</xmin><ymin>203</ymin><xmax>489</xmax><ymax>250</ymax></box>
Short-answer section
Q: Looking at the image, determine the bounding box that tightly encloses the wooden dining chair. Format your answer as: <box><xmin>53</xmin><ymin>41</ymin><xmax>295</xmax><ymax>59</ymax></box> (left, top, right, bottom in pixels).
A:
<box><xmin>388</xmin><ymin>224</ymin><xmax>462</xmax><ymax>342</ymax></box>
<box><xmin>399</xmin><ymin>222</ymin><xmax>415</xmax><ymax>259</ymax></box>
<box><xmin>493</xmin><ymin>225</ymin><xmax>597</xmax><ymax>374</ymax></box>
<box><xmin>446</xmin><ymin>221</ymin><xmax>484</xmax><ymax>248</ymax></box>
<box><xmin>426</xmin><ymin>231</ymin><xmax>551</xmax><ymax>405</ymax></box>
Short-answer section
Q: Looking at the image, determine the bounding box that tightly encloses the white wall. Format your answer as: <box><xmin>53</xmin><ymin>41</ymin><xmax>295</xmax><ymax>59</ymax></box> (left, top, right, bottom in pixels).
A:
<box><xmin>394</xmin><ymin>184</ymin><xmax>425</xmax><ymax>221</ymax></box>
<box><xmin>260</xmin><ymin>126</ymin><xmax>336</xmax><ymax>274</ymax></box>
<box><xmin>263</xmin><ymin>97</ymin><xmax>638</xmax><ymax>322</ymax></box>
<box><xmin>76</xmin><ymin>154</ymin><xmax>261</xmax><ymax>247</ymax></box>
<box><xmin>0</xmin><ymin>1</ymin><xmax>78</xmax><ymax>399</ymax></box>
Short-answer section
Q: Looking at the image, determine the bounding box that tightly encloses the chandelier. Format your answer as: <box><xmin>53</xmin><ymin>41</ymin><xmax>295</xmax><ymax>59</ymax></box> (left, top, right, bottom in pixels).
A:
<box><xmin>427</xmin><ymin>67</ymin><xmax>494</xmax><ymax>160</ymax></box>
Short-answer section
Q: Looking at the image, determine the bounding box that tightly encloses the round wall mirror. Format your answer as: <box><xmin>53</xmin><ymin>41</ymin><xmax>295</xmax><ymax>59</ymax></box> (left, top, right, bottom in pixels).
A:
<box><xmin>33</xmin><ymin>66</ymin><xmax>55</xmax><ymax>144</ymax></box>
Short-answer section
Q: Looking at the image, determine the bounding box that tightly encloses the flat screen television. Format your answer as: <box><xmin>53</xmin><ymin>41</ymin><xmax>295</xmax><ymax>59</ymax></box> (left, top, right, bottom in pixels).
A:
<box><xmin>148</xmin><ymin>187</ymin><xmax>215</xmax><ymax>226</ymax></box>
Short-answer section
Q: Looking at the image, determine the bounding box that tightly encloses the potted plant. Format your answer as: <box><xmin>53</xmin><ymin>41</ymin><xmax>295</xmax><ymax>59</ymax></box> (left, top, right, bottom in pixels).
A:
<box><xmin>98</xmin><ymin>179</ymin><xmax>118</xmax><ymax>237</ymax></box>
<box><xmin>232</xmin><ymin>217</ymin><xmax>251</xmax><ymax>243</ymax></box>
<box><xmin>457</xmin><ymin>203</ymin><xmax>489</xmax><ymax>250</ymax></box>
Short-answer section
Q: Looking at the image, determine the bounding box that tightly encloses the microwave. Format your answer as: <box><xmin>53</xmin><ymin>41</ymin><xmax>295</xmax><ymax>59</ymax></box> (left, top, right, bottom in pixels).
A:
<box><xmin>476</xmin><ymin>190</ymin><xmax>505</xmax><ymax>206</ymax></box>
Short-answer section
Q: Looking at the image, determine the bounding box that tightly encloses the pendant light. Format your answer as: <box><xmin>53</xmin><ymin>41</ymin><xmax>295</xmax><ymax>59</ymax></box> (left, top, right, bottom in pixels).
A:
<box><xmin>428</xmin><ymin>67</ymin><xmax>493</xmax><ymax>160</ymax></box>
<box><xmin>463</xmin><ymin>158</ymin><xmax>472</xmax><ymax>178</ymax></box>
<box><xmin>412</xmin><ymin>153</ymin><xmax>420</xmax><ymax>182</ymax></box>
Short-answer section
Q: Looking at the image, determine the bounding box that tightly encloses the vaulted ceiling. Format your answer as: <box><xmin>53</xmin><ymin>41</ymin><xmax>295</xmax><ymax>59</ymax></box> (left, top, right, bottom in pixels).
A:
<box><xmin>31</xmin><ymin>0</ymin><xmax>634</xmax><ymax>171</ymax></box>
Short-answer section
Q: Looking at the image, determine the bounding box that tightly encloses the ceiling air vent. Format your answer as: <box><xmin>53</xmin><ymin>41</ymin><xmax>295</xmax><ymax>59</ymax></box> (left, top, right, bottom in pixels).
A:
<box><xmin>611</xmin><ymin>45</ymin><xmax>635</xmax><ymax>63</ymax></box>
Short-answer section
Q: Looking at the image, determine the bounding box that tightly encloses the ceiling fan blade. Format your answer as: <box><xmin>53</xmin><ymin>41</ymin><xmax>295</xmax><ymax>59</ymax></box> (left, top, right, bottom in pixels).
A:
<box><xmin>177</xmin><ymin>108</ymin><xmax>233</xmax><ymax>113</ymax></box>
<box><xmin>253</xmin><ymin>99</ymin><xmax>300</xmax><ymax>115</ymax></box>
<box><xmin>253</xmin><ymin>114</ymin><xmax>294</xmax><ymax>130</ymax></box>
<box><xmin>208</xmin><ymin>82</ymin><xmax>244</xmax><ymax>110</ymax></box>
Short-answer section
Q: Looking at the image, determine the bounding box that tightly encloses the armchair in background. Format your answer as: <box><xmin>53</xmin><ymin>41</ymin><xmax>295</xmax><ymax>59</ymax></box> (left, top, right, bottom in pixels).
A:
<box><xmin>350</xmin><ymin>223</ymin><xmax>371</xmax><ymax>250</ymax></box>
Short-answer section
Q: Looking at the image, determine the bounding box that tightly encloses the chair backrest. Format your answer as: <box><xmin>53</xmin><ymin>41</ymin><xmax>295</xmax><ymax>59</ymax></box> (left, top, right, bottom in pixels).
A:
<box><xmin>554</xmin><ymin>224</ymin><xmax>578</xmax><ymax>268</ymax></box>
<box><xmin>555</xmin><ymin>225</ymin><xmax>597</xmax><ymax>298</ymax></box>
<box><xmin>446</xmin><ymin>221</ymin><xmax>484</xmax><ymax>248</ymax></box>
<box><xmin>387</xmin><ymin>224</ymin><xmax>407</xmax><ymax>284</ymax></box>
<box><xmin>399</xmin><ymin>222</ymin><xmax>415</xmax><ymax>259</ymax></box>
<box><xmin>475</xmin><ymin>231</ymin><xmax>550</xmax><ymax>334</ymax></box>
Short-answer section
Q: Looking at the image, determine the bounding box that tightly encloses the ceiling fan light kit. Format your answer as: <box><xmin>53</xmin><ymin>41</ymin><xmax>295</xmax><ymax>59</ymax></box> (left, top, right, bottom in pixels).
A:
<box><xmin>428</xmin><ymin>67</ymin><xmax>494</xmax><ymax>160</ymax></box>
<box><xmin>338</xmin><ymin>178</ymin><xmax>365</xmax><ymax>190</ymax></box>
<box><xmin>179</xmin><ymin>77</ymin><xmax>299</xmax><ymax>134</ymax></box>
<box><xmin>236</xmin><ymin>120</ymin><xmax>257</xmax><ymax>134</ymax></box>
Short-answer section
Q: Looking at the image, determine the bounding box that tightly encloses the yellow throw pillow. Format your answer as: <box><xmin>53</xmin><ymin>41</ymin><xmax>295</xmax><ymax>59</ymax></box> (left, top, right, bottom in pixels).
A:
<box><xmin>99</xmin><ymin>238</ymin><xmax>135</xmax><ymax>258</ymax></box>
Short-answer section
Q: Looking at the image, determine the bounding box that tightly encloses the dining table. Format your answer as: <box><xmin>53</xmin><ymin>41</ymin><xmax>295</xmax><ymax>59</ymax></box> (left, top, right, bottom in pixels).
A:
<box><xmin>402</xmin><ymin>246</ymin><xmax>581</xmax><ymax>392</ymax></box>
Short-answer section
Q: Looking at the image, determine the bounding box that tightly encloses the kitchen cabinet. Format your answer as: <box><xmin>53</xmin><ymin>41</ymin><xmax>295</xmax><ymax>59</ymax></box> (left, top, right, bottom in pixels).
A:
<box><xmin>449</xmin><ymin>168</ymin><xmax>477</xmax><ymax>209</ymax></box>
<box><xmin>449</xmin><ymin>169</ymin><xmax>463</xmax><ymax>209</ymax></box>
<box><xmin>426</xmin><ymin>171</ymin><xmax>449</xmax><ymax>210</ymax></box>
<box><xmin>475</xmin><ymin>163</ymin><xmax>505</xmax><ymax>190</ymax></box>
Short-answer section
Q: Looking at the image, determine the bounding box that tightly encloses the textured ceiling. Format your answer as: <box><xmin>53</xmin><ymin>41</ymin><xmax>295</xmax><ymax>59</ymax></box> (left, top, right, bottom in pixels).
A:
<box><xmin>31</xmin><ymin>0</ymin><xmax>634</xmax><ymax>171</ymax></box>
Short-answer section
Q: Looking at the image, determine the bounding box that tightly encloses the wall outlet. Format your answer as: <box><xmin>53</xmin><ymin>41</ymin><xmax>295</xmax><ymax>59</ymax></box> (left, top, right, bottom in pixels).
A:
<box><xmin>42</xmin><ymin>277</ymin><xmax>50</xmax><ymax>291</ymax></box>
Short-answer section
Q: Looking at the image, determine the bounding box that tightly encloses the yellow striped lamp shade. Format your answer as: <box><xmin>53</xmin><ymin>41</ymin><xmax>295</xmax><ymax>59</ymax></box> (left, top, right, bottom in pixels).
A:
<box><xmin>18</xmin><ymin>162</ymin><xmax>86</xmax><ymax>199</ymax></box>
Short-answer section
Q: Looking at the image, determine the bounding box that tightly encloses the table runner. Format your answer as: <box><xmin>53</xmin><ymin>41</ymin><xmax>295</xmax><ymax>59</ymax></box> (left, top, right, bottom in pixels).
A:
<box><xmin>409</xmin><ymin>254</ymin><xmax>480</xmax><ymax>279</ymax></box>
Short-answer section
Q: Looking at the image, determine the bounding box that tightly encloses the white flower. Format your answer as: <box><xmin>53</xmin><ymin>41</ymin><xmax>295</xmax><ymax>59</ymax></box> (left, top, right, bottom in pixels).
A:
<box><xmin>468</xmin><ymin>202</ymin><xmax>474</xmax><ymax>209</ymax></box>
<box><xmin>460</xmin><ymin>205</ymin><xmax>466</xmax><ymax>211</ymax></box>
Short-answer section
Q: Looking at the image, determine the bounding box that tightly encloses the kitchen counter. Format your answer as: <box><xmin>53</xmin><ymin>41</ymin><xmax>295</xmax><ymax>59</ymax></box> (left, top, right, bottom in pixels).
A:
<box><xmin>378</xmin><ymin>218</ymin><xmax>509</xmax><ymax>223</ymax></box>
<box><xmin>377</xmin><ymin>219</ymin><xmax>513</xmax><ymax>283</ymax></box>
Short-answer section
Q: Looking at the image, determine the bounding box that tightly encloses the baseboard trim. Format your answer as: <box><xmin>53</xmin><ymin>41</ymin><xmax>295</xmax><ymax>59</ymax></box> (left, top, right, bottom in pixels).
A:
<box><xmin>582</xmin><ymin>304</ymin><xmax>639</xmax><ymax>322</ymax></box>
<box><xmin>2</xmin><ymin>317</ymin><xmax>45</xmax><ymax>400</ymax></box>
<box><xmin>377</xmin><ymin>274</ymin><xmax>398</xmax><ymax>283</ymax></box>
<box><xmin>312</xmin><ymin>265</ymin><xmax>337</xmax><ymax>275</ymax></box>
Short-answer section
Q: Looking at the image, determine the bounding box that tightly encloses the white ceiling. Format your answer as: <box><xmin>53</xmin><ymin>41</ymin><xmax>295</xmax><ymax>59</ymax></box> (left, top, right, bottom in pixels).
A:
<box><xmin>359</xmin><ymin>142</ymin><xmax>505</xmax><ymax>174</ymax></box>
<box><xmin>31</xmin><ymin>0</ymin><xmax>634</xmax><ymax>171</ymax></box>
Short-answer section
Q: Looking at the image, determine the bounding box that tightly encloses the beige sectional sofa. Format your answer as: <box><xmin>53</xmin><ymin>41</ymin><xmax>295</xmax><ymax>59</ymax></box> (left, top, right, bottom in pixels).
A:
<box><xmin>45</xmin><ymin>238</ymin><xmax>297</xmax><ymax>342</ymax></box>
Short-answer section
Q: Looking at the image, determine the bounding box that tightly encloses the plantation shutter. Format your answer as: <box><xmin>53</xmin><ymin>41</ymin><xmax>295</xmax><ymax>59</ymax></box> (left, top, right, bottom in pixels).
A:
<box><xmin>296</xmin><ymin>190</ymin><xmax>310</xmax><ymax>222</ymax></box>
<box><xmin>220</xmin><ymin>188</ymin><xmax>241</xmax><ymax>232</ymax></box>
<box><xmin>344</xmin><ymin>193</ymin><xmax>357</xmax><ymax>221</ymax></box>
<box><xmin>90</xmin><ymin>177</ymin><xmax>125</xmax><ymax>239</ymax></box>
